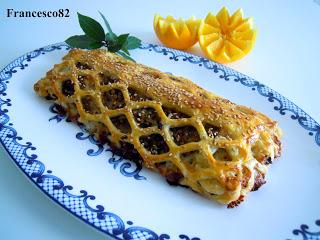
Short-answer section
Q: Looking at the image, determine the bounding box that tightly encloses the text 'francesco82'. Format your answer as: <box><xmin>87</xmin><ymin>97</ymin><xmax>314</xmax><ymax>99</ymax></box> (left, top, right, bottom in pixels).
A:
<box><xmin>7</xmin><ymin>9</ymin><xmax>70</xmax><ymax>18</ymax></box>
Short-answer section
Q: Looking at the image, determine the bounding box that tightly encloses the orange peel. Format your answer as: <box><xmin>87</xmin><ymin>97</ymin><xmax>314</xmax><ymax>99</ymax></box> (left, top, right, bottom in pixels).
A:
<box><xmin>154</xmin><ymin>14</ymin><xmax>200</xmax><ymax>50</ymax></box>
<box><xmin>198</xmin><ymin>7</ymin><xmax>257</xmax><ymax>63</ymax></box>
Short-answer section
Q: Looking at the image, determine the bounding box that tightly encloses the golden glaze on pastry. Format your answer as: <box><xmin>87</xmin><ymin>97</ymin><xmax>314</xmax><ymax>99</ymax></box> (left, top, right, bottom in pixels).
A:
<box><xmin>34</xmin><ymin>49</ymin><xmax>282</xmax><ymax>207</ymax></box>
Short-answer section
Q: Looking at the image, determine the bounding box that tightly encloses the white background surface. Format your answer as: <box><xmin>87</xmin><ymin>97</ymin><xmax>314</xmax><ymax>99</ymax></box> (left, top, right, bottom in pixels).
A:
<box><xmin>0</xmin><ymin>0</ymin><xmax>319</xmax><ymax>239</ymax></box>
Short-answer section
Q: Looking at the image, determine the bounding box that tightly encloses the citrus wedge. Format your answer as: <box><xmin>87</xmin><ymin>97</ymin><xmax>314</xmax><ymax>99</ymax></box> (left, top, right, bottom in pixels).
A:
<box><xmin>154</xmin><ymin>14</ymin><xmax>201</xmax><ymax>50</ymax></box>
<box><xmin>198</xmin><ymin>7</ymin><xmax>257</xmax><ymax>63</ymax></box>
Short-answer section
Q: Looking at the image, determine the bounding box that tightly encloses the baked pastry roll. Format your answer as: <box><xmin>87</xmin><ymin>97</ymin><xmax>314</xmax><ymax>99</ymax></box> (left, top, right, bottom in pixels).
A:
<box><xmin>34</xmin><ymin>49</ymin><xmax>282</xmax><ymax>207</ymax></box>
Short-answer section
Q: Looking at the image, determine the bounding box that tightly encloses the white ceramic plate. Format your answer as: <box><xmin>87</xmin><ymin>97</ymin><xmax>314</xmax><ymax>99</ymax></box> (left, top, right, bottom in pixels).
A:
<box><xmin>0</xmin><ymin>43</ymin><xmax>319</xmax><ymax>240</ymax></box>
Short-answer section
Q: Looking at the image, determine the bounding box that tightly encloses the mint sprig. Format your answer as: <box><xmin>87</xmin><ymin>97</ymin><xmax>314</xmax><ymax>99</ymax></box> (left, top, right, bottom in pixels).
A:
<box><xmin>65</xmin><ymin>12</ymin><xmax>141</xmax><ymax>61</ymax></box>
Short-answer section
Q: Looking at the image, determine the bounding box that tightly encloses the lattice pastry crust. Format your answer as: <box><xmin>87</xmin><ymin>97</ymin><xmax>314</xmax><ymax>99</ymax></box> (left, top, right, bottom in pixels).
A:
<box><xmin>34</xmin><ymin>49</ymin><xmax>282</xmax><ymax>207</ymax></box>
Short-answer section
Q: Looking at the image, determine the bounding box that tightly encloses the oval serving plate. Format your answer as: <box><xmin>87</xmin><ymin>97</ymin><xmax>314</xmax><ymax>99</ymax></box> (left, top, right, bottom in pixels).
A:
<box><xmin>0</xmin><ymin>42</ymin><xmax>319</xmax><ymax>240</ymax></box>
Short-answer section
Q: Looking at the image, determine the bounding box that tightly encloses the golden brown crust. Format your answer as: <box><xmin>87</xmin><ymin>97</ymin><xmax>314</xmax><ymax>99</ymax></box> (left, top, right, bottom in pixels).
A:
<box><xmin>34</xmin><ymin>49</ymin><xmax>282</xmax><ymax>205</ymax></box>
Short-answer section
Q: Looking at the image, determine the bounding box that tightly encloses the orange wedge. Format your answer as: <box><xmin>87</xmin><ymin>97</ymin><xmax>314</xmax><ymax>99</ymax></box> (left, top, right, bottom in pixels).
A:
<box><xmin>198</xmin><ymin>7</ymin><xmax>257</xmax><ymax>63</ymax></box>
<box><xmin>154</xmin><ymin>14</ymin><xmax>201</xmax><ymax>50</ymax></box>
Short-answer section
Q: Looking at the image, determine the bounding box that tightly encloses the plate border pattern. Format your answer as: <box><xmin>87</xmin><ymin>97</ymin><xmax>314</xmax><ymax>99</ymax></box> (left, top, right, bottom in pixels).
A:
<box><xmin>0</xmin><ymin>42</ymin><xmax>319</xmax><ymax>240</ymax></box>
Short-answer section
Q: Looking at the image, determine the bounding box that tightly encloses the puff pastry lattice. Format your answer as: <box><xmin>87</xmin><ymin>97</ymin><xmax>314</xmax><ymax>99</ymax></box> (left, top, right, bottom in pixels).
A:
<box><xmin>34</xmin><ymin>49</ymin><xmax>282</xmax><ymax>207</ymax></box>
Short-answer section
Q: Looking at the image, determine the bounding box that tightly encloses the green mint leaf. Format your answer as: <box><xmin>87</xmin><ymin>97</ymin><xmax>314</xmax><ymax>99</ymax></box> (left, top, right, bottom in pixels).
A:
<box><xmin>108</xmin><ymin>44</ymin><xmax>122</xmax><ymax>52</ymax></box>
<box><xmin>99</xmin><ymin>11</ymin><xmax>114</xmax><ymax>34</ymax></box>
<box><xmin>105</xmin><ymin>32</ymin><xmax>117</xmax><ymax>42</ymax></box>
<box><xmin>125</xmin><ymin>36</ymin><xmax>141</xmax><ymax>50</ymax></box>
<box><xmin>77</xmin><ymin>12</ymin><xmax>105</xmax><ymax>41</ymax></box>
<box><xmin>117</xmin><ymin>50</ymin><xmax>135</xmax><ymax>62</ymax></box>
<box><xmin>106</xmin><ymin>39</ymin><xmax>121</xmax><ymax>52</ymax></box>
<box><xmin>117</xmin><ymin>33</ymin><xmax>130</xmax><ymax>47</ymax></box>
<box><xmin>65</xmin><ymin>35</ymin><xmax>98</xmax><ymax>49</ymax></box>
<box><xmin>106</xmin><ymin>33</ymin><xmax>128</xmax><ymax>52</ymax></box>
<box><xmin>121</xmin><ymin>47</ymin><xmax>130</xmax><ymax>55</ymax></box>
<box><xmin>88</xmin><ymin>41</ymin><xmax>103</xmax><ymax>49</ymax></box>
<box><xmin>66</xmin><ymin>12</ymin><xmax>141</xmax><ymax>58</ymax></box>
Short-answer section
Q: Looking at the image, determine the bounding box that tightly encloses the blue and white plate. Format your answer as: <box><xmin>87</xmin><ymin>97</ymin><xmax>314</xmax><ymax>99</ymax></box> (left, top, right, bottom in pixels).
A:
<box><xmin>0</xmin><ymin>43</ymin><xmax>319</xmax><ymax>240</ymax></box>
